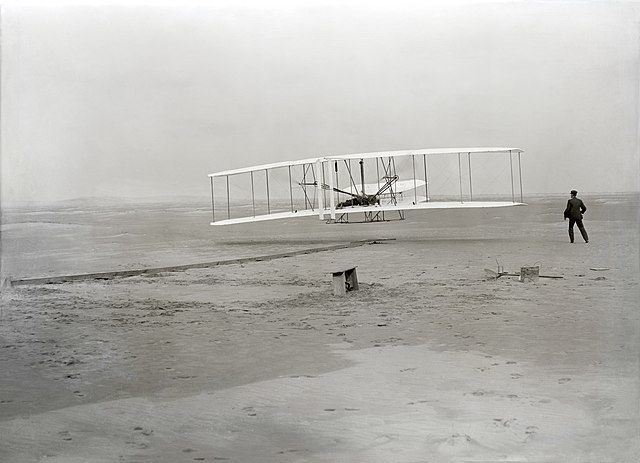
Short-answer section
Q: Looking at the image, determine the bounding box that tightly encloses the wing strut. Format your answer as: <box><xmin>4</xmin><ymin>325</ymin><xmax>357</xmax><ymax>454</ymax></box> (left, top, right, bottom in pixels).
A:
<box><xmin>423</xmin><ymin>154</ymin><xmax>429</xmax><ymax>202</ymax></box>
<box><xmin>210</xmin><ymin>176</ymin><xmax>215</xmax><ymax>223</ymax></box>
<box><xmin>510</xmin><ymin>150</ymin><xmax>515</xmax><ymax>203</ymax></box>
<box><xmin>329</xmin><ymin>161</ymin><xmax>336</xmax><ymax>220</ymax></box>
<box><xmin>518</xmin><ymin>151</ymin><xmax>523</xmax><ymax>203</ymax></box>
<box><xmin>265</xmin><ymin>169</ymin><xmax>271</xmax><ymax>214</ymax></box>
<box><xmin>226</xmin><ymin>175</ymin><xmax>231</xmax><ymax>220</ymax></box>
<box><xmin>300</xmin><ymin>164</ymin><xmax>316</xmax><ymax>210</ymax></box>
<box><xmin>458</xmin><ymin>153</ymin><xmax>463</xmax><ymax>203</ymax></box>
<box><xmin>251</xmin><ymin>171</ymin><xmax>256</xmax><ymax>216</ymax></box>
<box><xmin>316</xmin><ymin>160</ymin><xmax>324</xmax><ymax>220</ymax></box>
<box><xmin>412</xmin><ymin>155</ymin><xmax>417</xmax><ymax>204</ymax></box>
<box><xmin>468</xmin><ymin>152</ymin><xmax>473</xmax><ymax>201</ymax></box>
<box><xmin>288</xmin><ymin>166</ymin><xmax>294</xmax><ymax>213</ymax></box>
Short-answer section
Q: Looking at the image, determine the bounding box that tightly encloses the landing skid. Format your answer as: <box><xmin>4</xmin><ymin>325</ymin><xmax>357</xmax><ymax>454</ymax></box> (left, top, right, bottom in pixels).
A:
<box><xmin>329</xmin><ymin>210</ymin><xmax>406</xmax><ymax>224</ymax></box>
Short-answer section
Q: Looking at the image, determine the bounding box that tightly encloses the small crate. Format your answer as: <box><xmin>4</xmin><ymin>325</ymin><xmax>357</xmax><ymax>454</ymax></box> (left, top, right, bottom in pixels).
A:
<box><xmin>331</xmin><ymin>267</ymin><xmax>359</xmax><ymax>296</ymax></box>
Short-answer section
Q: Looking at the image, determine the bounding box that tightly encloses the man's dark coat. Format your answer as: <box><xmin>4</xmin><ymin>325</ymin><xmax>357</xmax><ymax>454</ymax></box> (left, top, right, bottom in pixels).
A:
<box><xmin>564</xmin><ymin>197</ymin><xmax>587</xmax><ymax>220</ymax></box>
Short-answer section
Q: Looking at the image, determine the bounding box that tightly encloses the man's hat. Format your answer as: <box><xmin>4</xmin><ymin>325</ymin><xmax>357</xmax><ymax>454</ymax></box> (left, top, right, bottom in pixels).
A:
<box><xmin>570</xmin><ymin>190</ymin><xmax>578</xmax><ymax>195</ymax></box>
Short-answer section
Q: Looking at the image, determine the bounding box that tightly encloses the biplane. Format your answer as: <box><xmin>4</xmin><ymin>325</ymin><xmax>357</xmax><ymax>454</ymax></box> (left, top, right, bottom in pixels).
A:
<box><xmin>208</xmin><ymin>147</ymin><xmax>524</xmax><ymax>225</ymax></box>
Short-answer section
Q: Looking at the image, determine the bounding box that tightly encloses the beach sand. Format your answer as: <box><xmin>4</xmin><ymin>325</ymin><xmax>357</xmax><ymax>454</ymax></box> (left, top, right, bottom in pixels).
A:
<box><xmin>1</xmin><ymin>196</ymin><xmax>639</xmax><ymax>462</ymax></box>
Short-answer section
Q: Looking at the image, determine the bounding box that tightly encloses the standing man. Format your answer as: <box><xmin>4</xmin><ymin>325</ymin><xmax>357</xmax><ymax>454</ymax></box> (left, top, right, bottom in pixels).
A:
<box><xmin>564</xmin><ymin>190</ymin><xmax>589</xmax><ymax>243</ymax></box>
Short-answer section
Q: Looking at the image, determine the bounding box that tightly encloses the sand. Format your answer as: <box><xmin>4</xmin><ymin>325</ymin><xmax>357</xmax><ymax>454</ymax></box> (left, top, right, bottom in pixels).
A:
<box><xmin>0</xmin><ymin>196</ymin><xmax>639</xmax><ymax>462</ymax></box>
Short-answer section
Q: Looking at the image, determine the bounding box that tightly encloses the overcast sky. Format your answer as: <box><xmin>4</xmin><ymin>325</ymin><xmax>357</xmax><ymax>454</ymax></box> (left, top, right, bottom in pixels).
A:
<box><xmin>1</xmin><ymin>0</ymin><xmax>638</xmax><ymax>203</ymax></box>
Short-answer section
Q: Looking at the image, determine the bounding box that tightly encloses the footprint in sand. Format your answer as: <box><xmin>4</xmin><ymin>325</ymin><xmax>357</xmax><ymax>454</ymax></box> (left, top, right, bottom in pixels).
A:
<box><xmin>125</xmin><ymin>441</ymin><xmax>149</xmax><ymax>449</ymax></box>
<box><xmin>242</xmin><ymin>406</ymin><xmax>257</xmax><ymax>416</ymax></box>
<box><xmin>133</xmin><ymin>426</ymin><xmax>154</xmax><ymax>436</ymax></box>
<box><xmin>126</xmin><ymin>428</ymin><xmax>152</xmax><ymax>450</ymax></box>
<box><xmin>407</xmin><ymin>399</ymin><xmax>434</xmax><ymax>405</ymax></box>
<box><xmin>524</xmin><ymin>425</ymin><xmax>539</xmax><ymax>442</ymax></box>
<box><xmin>434</xmin><ymin>433</ymin><xmax>483</xmax><ymax>454</ymax></box>
<box><xmin>493</xmin><ymin>418</ymin><xmax>516</xmax><ymax>428</ymax></box>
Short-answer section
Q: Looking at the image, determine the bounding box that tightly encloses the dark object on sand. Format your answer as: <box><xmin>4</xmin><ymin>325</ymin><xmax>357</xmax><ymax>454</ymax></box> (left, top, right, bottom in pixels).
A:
<box><xmin>331</xmin><ymin>267</ymin><xmax>359</xmax><ymax>296</ymax></box>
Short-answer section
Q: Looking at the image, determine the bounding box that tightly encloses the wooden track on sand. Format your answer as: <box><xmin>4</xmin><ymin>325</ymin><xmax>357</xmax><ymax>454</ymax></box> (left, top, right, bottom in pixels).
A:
<box><xmin>4</xmin><ymin>239</ymin><xmax>392</xmax><ymax>287</ymax></box>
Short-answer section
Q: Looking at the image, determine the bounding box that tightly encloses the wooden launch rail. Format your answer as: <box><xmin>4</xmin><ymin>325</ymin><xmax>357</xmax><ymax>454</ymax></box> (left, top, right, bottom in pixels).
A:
<box><xmin>3</xmin><ymin>239</ymin><xmax>393</xmax><ymax>287</ymax></box>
